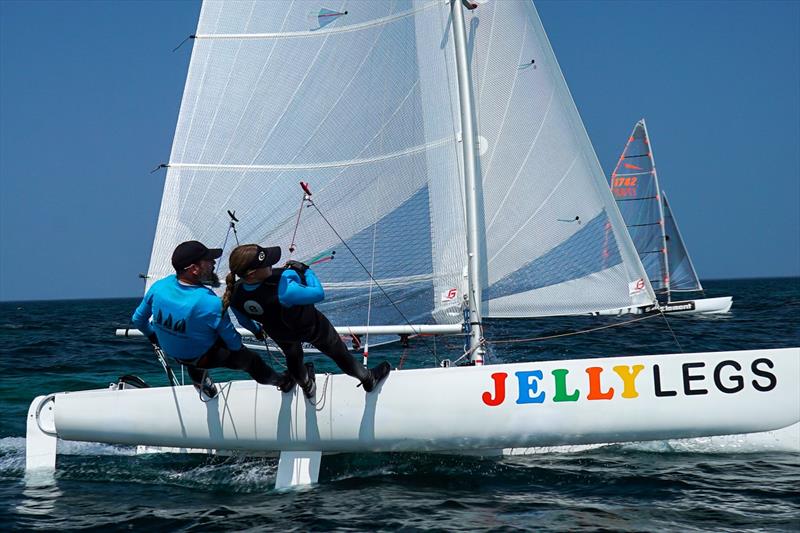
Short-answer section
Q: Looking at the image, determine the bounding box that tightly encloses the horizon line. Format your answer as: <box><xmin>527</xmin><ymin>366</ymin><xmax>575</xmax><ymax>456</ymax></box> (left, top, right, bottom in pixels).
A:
<box><xmin>1</xmin><ymin>274</ymin><xmax>797</xmax><ymax>304</ymax></box>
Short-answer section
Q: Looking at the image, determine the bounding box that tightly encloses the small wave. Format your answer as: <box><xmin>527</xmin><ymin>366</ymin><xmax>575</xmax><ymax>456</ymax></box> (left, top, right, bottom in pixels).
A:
<box><xmin>504</xmin><ymin>424</ymin><xmax>800</xmax><ymax>456</ymax></box>
<box><xmin>621</xmin><ymin>423</ymin><xmax>800</xmax><ymax>454</ymax></box>
<box><xmin>161</xmin><ymin>455</ymin><xmax>279</xmax><ymax>492</ymax></box>
<box><xmin>57</xmin><ymin>440</ymin><xmax>138</xmax><ymax>457</ymax></box>
<box><xmin>0</xmin><ymin>437</ymin><xmax>26</xmax><ymax>473</ymax></box>
<box><xmin>0</xmin><ymin>437</ymin><xmax>138</xmax><ymax>459</ymax></box>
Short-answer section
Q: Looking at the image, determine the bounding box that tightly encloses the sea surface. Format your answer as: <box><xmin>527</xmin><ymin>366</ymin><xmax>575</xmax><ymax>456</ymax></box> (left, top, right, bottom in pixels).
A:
<box><xmin>1</xmin><ymin>277</ymin><xmax>798</xmax><ymax>531</ymax></box>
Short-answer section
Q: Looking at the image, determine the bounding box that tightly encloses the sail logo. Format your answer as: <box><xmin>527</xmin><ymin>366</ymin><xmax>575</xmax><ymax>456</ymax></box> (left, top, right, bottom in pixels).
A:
<box><xmin>628</xmin><ymin>278</ymin><xmax>646</xmax><ymax>296</ymax></box>
<box><xmin>644</xmin><ymin>301</ymin><xmax>696</xmax><ymax>313</ymax></box>
<box><xmin>481</xmin><ymin>358</ymin><xmax>777</xmax><ymax>406</ymax></box>
<box><xmin>441</xmin><ymin>288</ymin><xmax>458</xmax><ymax>302</ymax></box>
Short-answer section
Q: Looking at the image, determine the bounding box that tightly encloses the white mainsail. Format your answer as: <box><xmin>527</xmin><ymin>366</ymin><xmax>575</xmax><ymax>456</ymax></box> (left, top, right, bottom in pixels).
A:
<box><xmin>146</xmin><ymin>0</ymin><xmax>656</xmax><ymax>329</ymax></box>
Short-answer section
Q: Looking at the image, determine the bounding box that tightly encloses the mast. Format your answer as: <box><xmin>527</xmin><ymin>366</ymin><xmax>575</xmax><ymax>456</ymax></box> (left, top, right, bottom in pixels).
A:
<box><xmin>450</xmin><ymin>0</ymin><xmax>485</xmax><ymax>365</ymax></box>
<box><xmin>640</xmin><ymin>119</ymin><xmax>671</xmax><ymax>303</ymax></box>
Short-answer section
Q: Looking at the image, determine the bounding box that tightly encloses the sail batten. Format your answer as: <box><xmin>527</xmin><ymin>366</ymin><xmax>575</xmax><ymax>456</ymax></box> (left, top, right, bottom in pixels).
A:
<box><xmin>194</xmin><ymin>2</ymin><xmax>440</xmax><ymax>40</ymax></box>
<box><xmin>167</xmin><ymin>138</ymin><xmax>454</xmax><ymax>170</ymax></box>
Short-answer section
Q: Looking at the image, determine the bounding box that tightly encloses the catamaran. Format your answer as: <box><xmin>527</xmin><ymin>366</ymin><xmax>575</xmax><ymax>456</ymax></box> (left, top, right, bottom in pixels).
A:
<box><xmin>26</xmin><ymin>0</ymin><xmax>797</xmax><ymax>489</ymax></box>
<box><xmin>607</xmin><ymin>119</ymin><xmax>732</xmax><ymax>315</ymax></box>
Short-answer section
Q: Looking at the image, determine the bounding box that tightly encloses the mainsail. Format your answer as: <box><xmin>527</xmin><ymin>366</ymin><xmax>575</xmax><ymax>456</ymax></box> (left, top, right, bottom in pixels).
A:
<box><xmin>610</xmin><ymin>119</ymin><xmax>703</xmax><ymax>297</ymax></box>
<box><xmin>146</xmin><ymin>0</ymin><xmax>656</xmax><ymax>330</ymax></box>
<box><xmin>610</xmin><ymin>119</ymin><xmax>668</xmax><ymax>294</ymax></box>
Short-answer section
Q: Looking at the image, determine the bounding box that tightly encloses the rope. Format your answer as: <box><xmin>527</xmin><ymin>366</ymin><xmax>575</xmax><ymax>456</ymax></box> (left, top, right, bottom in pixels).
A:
<box><xmin>397</xmin><ymin>346</ymin><xmax>409</xmax><ymax>370</ymax></box>
<box><xmin>196</xmin><ymin>369</ymin><xmax>214</xmax><ymax>403</ymax></box>
<box><xmin>363</xmin><ymin>214</ymin><xmax>379</xmax><ymax>365</ymax></box>
<box><xmin>287</xmin><ymin>194</ymin><xmax>307</xmax><ymax>255</ymax></box>
<box><xmin>452</xmin><ymin>335</ymin><xmax>487</xmax><ymax>366</ymax></box>
<box><xmin>487</xmin><ymin>312</ymin><xmax>662</xmax><ymax>345</ymax></box>
<box><xmin>657</xmin><ymin>310</ymin><xmax>685</xmax><ymax>353</ymax></box>
<box><xmin>172</xmin><ymin>34</ymin><xmax>195</xmax><ymax>52</ymax></box>
<box><xmin>220</xmin><ymin>224</ymin><xmax>233</xmax><ymax>255</ymax></box>
<box><xmin>312</xmin><ymin>373</ymin><xmax>332</xmax><ymax>411</ymax></box>
<box><xmin>262</xmin><ymin>337</ymin><xmax>287</xmax><ymax>370</ymax></box>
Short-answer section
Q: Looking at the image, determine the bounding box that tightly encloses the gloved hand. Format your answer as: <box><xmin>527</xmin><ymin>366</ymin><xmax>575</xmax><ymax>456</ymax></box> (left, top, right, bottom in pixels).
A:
<box><xmin>284</xmin><ymin>260</ymin><xmax>309</xmax><ymax>275</ymax></box>
<box><xmin>254</xmin><ymin>328</ymin><xmax>266</xmax><ymax>341</ymax></box>
<box><xmin>147</xmin><ymin>333</ymin><xmax>160</xmax><ymax>347</ymax></box>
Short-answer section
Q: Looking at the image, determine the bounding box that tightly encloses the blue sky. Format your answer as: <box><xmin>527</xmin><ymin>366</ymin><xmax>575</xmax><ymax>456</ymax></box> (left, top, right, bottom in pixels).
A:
<box><xmin>1</xmin><ymin>1</ymin><xmax>798</xmax><ymax>301</ymax></box>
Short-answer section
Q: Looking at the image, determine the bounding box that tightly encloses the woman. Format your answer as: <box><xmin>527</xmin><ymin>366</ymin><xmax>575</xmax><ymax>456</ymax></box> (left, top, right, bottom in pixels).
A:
<box><xmin>222</xmin><ymin>244</ymin><xmax>391</xmax><ymax>399</ymax></box>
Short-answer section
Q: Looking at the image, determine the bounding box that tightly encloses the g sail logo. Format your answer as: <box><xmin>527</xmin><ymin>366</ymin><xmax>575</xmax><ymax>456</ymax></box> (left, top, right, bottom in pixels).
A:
<box><xmin>481</xmin><ymin>358</ymin><xmax>777</xmax><ymax>406</ymax></box>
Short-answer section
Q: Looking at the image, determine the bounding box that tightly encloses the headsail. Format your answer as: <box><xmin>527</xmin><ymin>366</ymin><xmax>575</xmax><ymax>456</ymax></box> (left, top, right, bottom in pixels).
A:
<box><xmin>146</xmin><ymin>0</ymin><xmax>656</xmax><ymax>328</ymax></box>
<box><xmin>470</xmin><ymin>2</ymin><xmax>656</xmax><ymax>317</ymax></box>
<box><xmin>610</xmin><ymin>119</ymin><xmax>670</xmax><ymax>294</ymax></box>
<box><xmin>662</xmin><ymin>192</ymin><xmax>703</xmax><ymax>292</ymax></box>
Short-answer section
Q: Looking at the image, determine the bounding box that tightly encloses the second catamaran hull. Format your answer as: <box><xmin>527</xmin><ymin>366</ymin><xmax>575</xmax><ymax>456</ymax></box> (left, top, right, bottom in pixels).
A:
<box><xmin>593</xmin><ymin>296</ymin><xmax>733</xmax><ymax>316</ymax></box>
<box><xmin>642</xmin><ymin>296</ymin><xmax>733</xmax><ymax>315</ymax></box>
<box><xmin>42</xmin><ymin>348</ymin><xmax>798</xmax><ymax>453</ymax></box>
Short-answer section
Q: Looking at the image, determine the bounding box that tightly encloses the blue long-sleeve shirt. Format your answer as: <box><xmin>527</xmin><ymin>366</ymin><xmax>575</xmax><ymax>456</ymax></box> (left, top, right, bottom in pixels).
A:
<box><xmin>132</xmin><ymin>274</ymin><xmax>242</xmax><ymax>360</ymax></box>
<box><xmin>231</xmin><ymin>268</ymin><xmax>325</xmax><ymax>335</ymax></box>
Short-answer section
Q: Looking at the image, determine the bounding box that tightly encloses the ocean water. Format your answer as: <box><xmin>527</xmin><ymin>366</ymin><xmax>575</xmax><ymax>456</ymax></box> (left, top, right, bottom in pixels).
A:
<box><xmin>1</xmin><ymin>277</ymin><xmax>798</xmax><ymax>531</ymax></box>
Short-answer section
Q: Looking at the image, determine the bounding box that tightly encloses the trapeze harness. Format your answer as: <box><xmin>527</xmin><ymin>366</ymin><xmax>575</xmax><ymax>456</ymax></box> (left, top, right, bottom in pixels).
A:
<box><xmin>230</xmin><ymin>267</ymin><xmax>321</xmax><ymax>342</ymax></box>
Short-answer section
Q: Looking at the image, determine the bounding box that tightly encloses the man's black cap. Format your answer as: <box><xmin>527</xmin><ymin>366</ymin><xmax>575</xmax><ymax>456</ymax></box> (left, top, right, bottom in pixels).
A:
<box><xmin>171</xmin><ymin>241</ymin><xmax>223</xmax><ymax>271</ymax></box>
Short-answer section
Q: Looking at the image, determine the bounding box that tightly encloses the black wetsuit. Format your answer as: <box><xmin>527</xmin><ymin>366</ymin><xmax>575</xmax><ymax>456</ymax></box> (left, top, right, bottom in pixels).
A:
<box><xmin>230</xmin><ymin>268</ymin><xmax>369</xmax><ymax>385</ymax></box>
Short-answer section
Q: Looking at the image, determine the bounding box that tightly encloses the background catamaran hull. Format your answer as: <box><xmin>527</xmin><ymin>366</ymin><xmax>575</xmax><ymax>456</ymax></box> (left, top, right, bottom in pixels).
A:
<box><xmin>35</xmin><ymin>348</ymin><xmax>799</xmax><ymax>454</ymax></box>
<box><xmin>592</xmin><ymin>296</ymin><xmax>733</xmax><ymax>316</ymax></box>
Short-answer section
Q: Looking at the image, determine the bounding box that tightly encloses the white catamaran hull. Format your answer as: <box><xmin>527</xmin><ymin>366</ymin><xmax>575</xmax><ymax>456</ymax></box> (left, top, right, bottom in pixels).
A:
<box><xmin>593</xmin><ymin>296</ymin><xmax>733</xmax><ymax>316</ymax></box>
<box><xmin>28</xmin><ymin>348</ymin><xmax>798</xmax><ymax>461</ymax></box>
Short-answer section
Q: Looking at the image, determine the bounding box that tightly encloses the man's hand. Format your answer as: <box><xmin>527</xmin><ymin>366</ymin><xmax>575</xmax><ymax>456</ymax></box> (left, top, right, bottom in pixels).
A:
<box><xmin>147</xmin><ymin>333</ymin><xmax>160</xmax><ymax>347</ymax></box>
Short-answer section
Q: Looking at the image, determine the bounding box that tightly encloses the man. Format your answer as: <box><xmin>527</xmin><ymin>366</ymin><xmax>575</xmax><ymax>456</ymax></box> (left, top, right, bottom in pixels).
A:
<box><xmin>132</xmin><ymin>240</ymin><xmax>290</xmax><ymax>398</ymax></box>
<box><xmin>221</xmin><ymin>243</ymin><xmax>391</xmax><ymax>400</ymax></box>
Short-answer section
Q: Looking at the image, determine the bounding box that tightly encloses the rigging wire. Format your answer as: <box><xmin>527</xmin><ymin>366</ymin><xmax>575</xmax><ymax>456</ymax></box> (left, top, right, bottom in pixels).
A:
<box><xmin>300</xmin><ymin>186</ymin><xmax>441</xmax><ymax>366</ymax></box>
<box><xmin>657</xmin><ymin>309</ymin><xmax>685</xmax><ymax>353</ymax></box>
<box><xmin>487</xmin><ymin>312</ymin><xmax>663</xmax><ymax>345</ymax></box>
<box><xmin>363</xmin><ymin>206</ymin><xmax>379</xmax><ymax>366</ymax></box>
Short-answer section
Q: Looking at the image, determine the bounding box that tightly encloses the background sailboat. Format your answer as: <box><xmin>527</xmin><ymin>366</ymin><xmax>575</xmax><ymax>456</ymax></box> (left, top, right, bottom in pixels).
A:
<box><xmin>26</xmin><ymin>0</ymin><xmax>795</xmax><ymax>488</ymax></box>
<box><xmin>610</xmin><ymin>119</ymin><xmax>732</xmax><ymax>314</ymax></box>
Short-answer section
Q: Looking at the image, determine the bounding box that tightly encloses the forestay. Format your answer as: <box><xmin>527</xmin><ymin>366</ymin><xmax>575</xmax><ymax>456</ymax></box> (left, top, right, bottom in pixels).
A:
<box><xmin>146</xmin><ymin>0</ymin><xmax>656</xmax><ymax>329</ymax></box>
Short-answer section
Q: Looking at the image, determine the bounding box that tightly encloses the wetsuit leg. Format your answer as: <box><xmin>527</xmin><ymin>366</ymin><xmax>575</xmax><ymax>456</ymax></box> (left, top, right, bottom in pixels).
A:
<box><xmin>185</xmin><ymin>364</ymin><xmax>206</xmax><ymax>386</ymax></box>
<box><xmin>196</xmin><ymin>342</ymin><xmax>279</xmax><ymax>385</ymax></box>
<box><xmin>309</xmin><ymin>313</ymin><xmax>370</xmax><ymax>381</ymax></box>
<box><xmin>275</xmin><ymin>341</ymin><xmax>308</xmax><ymax>384</ymax></box>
